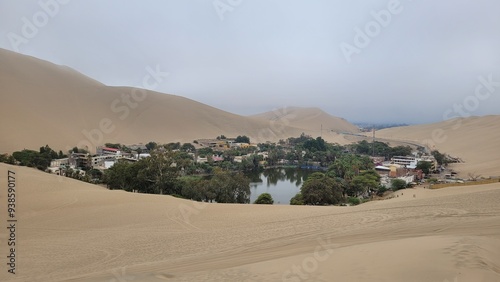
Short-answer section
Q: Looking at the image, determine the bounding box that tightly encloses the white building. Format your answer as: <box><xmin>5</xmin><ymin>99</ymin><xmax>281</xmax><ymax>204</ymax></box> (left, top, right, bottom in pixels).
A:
<box><xmin>391</xmin><ymin>156</ymin><xmax>435</xmax><ymax>169</ymax></box>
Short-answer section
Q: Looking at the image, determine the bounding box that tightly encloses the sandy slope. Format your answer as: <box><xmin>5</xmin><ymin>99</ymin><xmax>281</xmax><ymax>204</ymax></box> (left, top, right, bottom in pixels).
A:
<box><xmin>251</xmin><ymin>107</ymin><xmax>359</xmax><ymax>134</ymax></box>
<box><xmin>0</xmin><ymin>49</ymin><xmax>355</xmax><ymax>154</ymax></box>
<box><xmin>376</xmin><ymin>116</ymin><xmax>500</xmax><ymax>177</ymax></box>
<box><xmin>1</xmin><ymin>163</ymin><xmax>499</xmax><ymax>282</ymax></box>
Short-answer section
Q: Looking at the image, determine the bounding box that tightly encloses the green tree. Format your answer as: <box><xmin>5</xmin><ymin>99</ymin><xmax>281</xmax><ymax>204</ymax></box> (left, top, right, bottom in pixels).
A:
<box><xmin>349</xmin><ymin>170</ymin><xmax>380</xmax><ymax>197</ymax></box>
<box><xmin>146</xmin><ymin>141</ymin><xmax>158</xmax><ymax>151</ymax></box>
<box><xmin>300</xmin><ymin>172</ymin><xmax>343</xmax><ymax>205</ymax></box>
<box><xmin>328</xmin><ymin>154</ymin><xmax>373</xmax><ymax>181</ymax></box>
<box><xmin>431</xmin><ymin>150</ymin><xmax>447</xmax><ymax>166</ymax></box>
<box><xmin>39</xmin><ymin>145</ymin><xmax>58</xmax><ymax>159</ymax></box>
<box><xmin>71</xmin><ymin>147</ymin><xmax>88</xmax><ymax>154</ymax></box>
<box><xmin>389</xmin><ymin>146</ymin><xmax>412</xmax><ymax>159</ymax></box>
<box><xmin>12</xmin><ymin>149</ymin><xmax>51</xmax><ymax>170</ymax></box>
<box><xmin>240</xmin><ymin>154</ymin><xmax>261</xmax><ymax>171</ymax></box>
<box><xmin>254</xmin><ymin>193</ymin><xmax>274</xmax><ymax>204</ymax></box>
<box><xmin>104</xmin><ymin>143</ymin><xmax>121</xmax><ymax>149</ymax></box>
<box><xmin>235</xmin><ymin>135</ymin><xmax>250</xmax><ymax>143</ymax></box>
<box><xmin>197</xmin><ymin>147</ymin><xmax>213</xmax><ymax>158</ymax></box>
<box><xmin>165</xmin><ymin>142</ymin><xmax>181</xmax><ymax>150</ymax></box>
<box><xmin>208</xmin><ymin>169</ymin><xmax>250</xmax><ymax>203</ymax></box>
<box><xmin>87</xmin><ymin>169</ymin><xmax>103</xmax><ymax>182</ymax></box>
<box><xmin>0</xmin><ymin>154</ymin><xmax>8</xmax><ymax>163</ymax></box>
<box><xmin>178</xmin><ymin>176</ymin><xmax>206</xmax><ymax>201</ymax></box>
<box><xmin>416</xmin><ymin>161</ymin><xmax>433</xmax><ymax>175</ymax></box>
<box><xmin>6</xmin><ymin>155</ymin><xmax>16</xmax><ymax>165</ymax></box>
<box><xmin>290</xmin><ymin>193</ymin><xmax>304</xmax><ymax>205</ymax></box>
<box><xmin>103</xmin><ymin>160</ymin><xmax>134</xmax><ymax>190</ymax></box>
<box><xmin>353</xmin><ymin>140</ymin><xmax>371</xmax><ymax>155</ymax></box>
<box><xmin>303</xmin><ymin>137</ymin><xmax>327</xmax><ymax>152</ymax></box>
<box><xmin>137</xmin><ymin>150</ymin><xmax>179</xmax><ymax>194</ymax></box>
<box><xmin>391</xmin><ymin>179</ymin><xmax>407</xmax><ymax>191</ymax></box>
<box><xmin>58</xmin><ymin>150</ymin><xmax>66</xmax><ymax>158</ymax></box>
<box><xmin>174</xmin><ymin>151</ymin><xmax>194</xmax><ymax>173</ymax></box>
<box><xmin>288</xmin><ymin>133</ymin><xmax>312</xmax><ymax>146</ymax></box>
<box><xmin>180</xmin><ymin>143</ymin><xmax>196</xmax><ymax>153</ymax></box>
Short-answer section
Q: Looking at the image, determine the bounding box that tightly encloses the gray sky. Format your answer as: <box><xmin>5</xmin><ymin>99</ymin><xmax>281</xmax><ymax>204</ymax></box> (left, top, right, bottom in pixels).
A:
<box><xmin>1</xmin><ymin>0</ymin><xmax>500</xmax><ymax>124</ymax></box>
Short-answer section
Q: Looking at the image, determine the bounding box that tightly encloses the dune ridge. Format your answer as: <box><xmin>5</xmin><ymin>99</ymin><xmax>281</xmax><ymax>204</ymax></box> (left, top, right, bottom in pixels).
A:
<box><xmin>251</xmin><ymin>106</ymin><xmax>359</xmax><ymax>133</ymax></box>
<box><xmin>377</xmin><ymin>116</ymin><xmax>500</xmax><ymax>177</ymax></box>
<box><xmin>1</xmin><ymin>163</ymin><xmax>499</xmax><ymax>281</ymax></box>
<box><xmin>0</xmin><ymin>49</ymin><xmax>356</xmax><ymax>154</ymax></box>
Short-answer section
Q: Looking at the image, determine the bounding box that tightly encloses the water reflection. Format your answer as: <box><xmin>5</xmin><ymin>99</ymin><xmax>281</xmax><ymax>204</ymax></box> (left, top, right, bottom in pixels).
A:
<box><xmin>246</xmin><ymin>168</ymin><xmax>314</xmax><ymax>205</ymax></box>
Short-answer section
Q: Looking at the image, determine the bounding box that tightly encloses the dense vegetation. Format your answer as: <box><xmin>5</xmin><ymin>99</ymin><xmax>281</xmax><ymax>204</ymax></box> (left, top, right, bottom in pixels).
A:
<box><xmin>2</xmin><ymin>145</ymin><xmax>66</xmax><ymax>171</ymax></box>
<box><xmin>0</xmin><ymin>134</ymin><xmax>452</xmax><ymax>206</ymax></box>
<box><xmin>350</xmin><ymin>140</ymin><xmax>412</xmax><ymax>160</ymax></box>
<box><xmin>291</xmin><ymin>154</ymin><xmax>381</xmax><ymax>205</ymax></box>
<box><xmin>103</xmin><ymin>150</ymin><xmax>251</xmax><ymax>203</ymax></box>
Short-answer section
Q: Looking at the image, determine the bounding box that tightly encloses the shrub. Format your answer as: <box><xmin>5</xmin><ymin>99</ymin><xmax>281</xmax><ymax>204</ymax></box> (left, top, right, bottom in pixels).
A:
<box><xmin>254</xmin><ymin>193</ymin><xmax>274</xmax><ymax>204</ymax></box>
<box><xmin>377</xmin><ymin>186</ymin><xmax>388</xmax><ymax>196</ymax></box>
<box><xmin>391</xmin><ymin>179</ymin><xmax>407</xmax><ymax>191</ymax></box>
<box><xmin>171</xmin><ymin>194</ymin><xmax>187</xmax><ymax>199</ymax></box>
<box><xmin>347</xmin><ymin>197</ymin><xmax>361</xmax><ymax>206</ymax></box>
<box><xmin>290</xmin><ymin>193</ymin><xmax>304</xmax><ymax>205</ymax></box>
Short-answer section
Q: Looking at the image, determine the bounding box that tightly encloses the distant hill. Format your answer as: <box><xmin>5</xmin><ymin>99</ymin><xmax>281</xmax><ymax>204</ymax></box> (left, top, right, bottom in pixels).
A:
<box><xmin>377</xmin><ymin>116</ymin><xmax>500</xmax><ymax>177</ymax></box>
<box><xmin>250</xmin><ymin>107</ymin><xmax>359</xmax><ymax>135</ymax></box>
<box><xmin>0</xmin><ymin>49</ymin><xmax>356</xmax><ymax>153</ymax></box>
<box><xmin>353</xmin><ymin>122</ymin><xmax>410</xmax><ymax>131</ymax></box>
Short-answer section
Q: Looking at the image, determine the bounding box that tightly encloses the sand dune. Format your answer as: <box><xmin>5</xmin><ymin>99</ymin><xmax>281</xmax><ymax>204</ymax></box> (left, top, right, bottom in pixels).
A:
<box><xmin>376</xmin><ymin>116</ymin><xmax>500</xmax><ymax>177</ymax></box>
<box><xmin>2</xmin><ymin>48</ymin><xmax>500</xmax><ymax>281</ymax></box>
<box><xmin>1</xmin><ymin>163</ymin><xmax>499</xmax><ymax>281</ymax></box>
<box><xmin>0</xmin><ymin>49</ymin><xmax>355</xmax><ymax>154</ymax></box>
<box><xmin>250</xmin><ymin>107</ymin><xmax>360</xmax><ymax>145</ymax></box>
<box><xmin>251</xmin><ymin>106</ymin><xmax>358</xmax><ymax>134</ymax></box>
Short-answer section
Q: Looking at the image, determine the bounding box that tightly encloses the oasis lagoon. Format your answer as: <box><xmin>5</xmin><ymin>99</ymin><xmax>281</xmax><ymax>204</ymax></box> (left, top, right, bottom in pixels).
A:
<box><xmin>247</xmin><ymin>168</ymin><xmax>315</xmax><ymax>204</ymax></box>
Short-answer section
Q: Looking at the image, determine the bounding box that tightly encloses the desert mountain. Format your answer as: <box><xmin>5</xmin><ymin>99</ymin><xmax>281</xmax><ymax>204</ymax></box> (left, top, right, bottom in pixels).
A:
<box><xmin>0</xmin><ymin>49</ymin><xmax>356</xmax><ymax>153</ymax></box>
<box><xmin>251</xmin><ymin>106</ymin><xmax>358</xmax><ymax>134</ymax></box>
<box><xmin>377</xmin><ymin>115</ymin><xmax>500</xmax><ymax>177</ymax></box>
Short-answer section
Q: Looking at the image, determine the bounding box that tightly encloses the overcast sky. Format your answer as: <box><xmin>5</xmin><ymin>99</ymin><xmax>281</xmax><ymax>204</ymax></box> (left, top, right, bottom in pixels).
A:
<box><xmin>1</xmin><ymin>0</ymin><xmax>500</xmax><ymax>124</ymax></box>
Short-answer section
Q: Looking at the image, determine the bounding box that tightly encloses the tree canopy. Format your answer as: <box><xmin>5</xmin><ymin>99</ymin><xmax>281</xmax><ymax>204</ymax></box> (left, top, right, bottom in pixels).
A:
<box><xmin>235</xmin><ymin>135</ymin><xmax>250</xmax><ymax>143</ymax></box>
<box><xmin>254</xmin><ymin>193</ymin><xmax>274</xmax><ymax>204</ymax></box>
<box><xmin>416</xmin><ymin>161</ymin><xmax>433</xmax><ymax>175</ymax></box>
<box><xmin>12</xmin><ymin>145</ymin><xmax>59</xmax><ymax>170</ymax></box>
<box><xmin>300</xmin><ymin>172</ymin><xmax>343</xmax><ymax>205</ymax></box>
<box><xmin>351</xmin><ymin>140</ymin><xmax>412</xmax><ymax>160</ymax></box>
<box><xmin>391</xmin><ymin>179</ymin><xmax>407</xmax><ymax>190</ymax></box>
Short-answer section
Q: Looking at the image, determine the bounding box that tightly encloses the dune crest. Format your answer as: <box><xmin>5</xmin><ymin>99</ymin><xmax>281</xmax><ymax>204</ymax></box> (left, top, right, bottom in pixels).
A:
<box><xmin>251</xmin><ymin>106</ymin><xmax>358</xmax><ymax>133</ymax></box>
<box><xmin>0</xmin><ymin>49</ymin><xmax>356</xmax><ymax>153</ymax></box>
<box><xmin>377</xmin><ymin>116</ymin><xmax>500</xmax><ymax>177</ymax></box>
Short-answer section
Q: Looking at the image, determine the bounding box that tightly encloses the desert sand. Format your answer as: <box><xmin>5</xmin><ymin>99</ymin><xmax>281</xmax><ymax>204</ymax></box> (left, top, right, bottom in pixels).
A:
<box><xmin>377</xmin><ymin>116</ymin><xmax>500</xmax><ymax>178</ymax></box>
<box><xmin>0</xmin><ymin>48</ymin><xmax>356</xmax><ymax>154</ymax></box>
<box><xmin>2</xmin><ymin>48</ymin><xmax>500</xmax><ymax>281</ymax></box>
<box><xmin>1</xmin><ymin>163</ymin><xmax>499</xmax><ymax>282</ymax></box>
<box><xmin>251</xmin><ymin>106</ymin><xmax>358</xmax><ymax>135</ymax></box>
